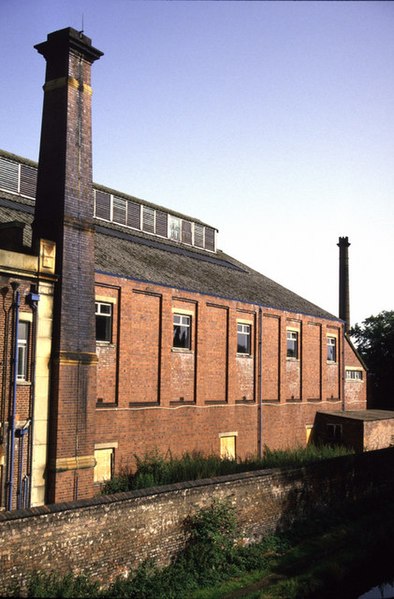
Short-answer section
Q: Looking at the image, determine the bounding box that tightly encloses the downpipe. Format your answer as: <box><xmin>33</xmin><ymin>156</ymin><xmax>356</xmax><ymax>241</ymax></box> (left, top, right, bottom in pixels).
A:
<box><xmin>258</xmin><ymin>307</ymin><xmax>263</xmax><ymax>458</ymax></box>
<box><xmin>6</xmin><ymin>283</ymin><xmax>20</xmax><ymax>511</ymax></box>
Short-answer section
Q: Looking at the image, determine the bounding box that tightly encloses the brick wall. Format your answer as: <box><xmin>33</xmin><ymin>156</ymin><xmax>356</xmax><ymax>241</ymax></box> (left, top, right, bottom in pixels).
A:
<box><xmin>0</xmin><ymin>447</ymin><xmax>393</xmax><ymax>594</ymax></box>
<box><xmin>94</xmin><ymin>274</ymin><xmax>367</xmax><ymax>475</ymax></box>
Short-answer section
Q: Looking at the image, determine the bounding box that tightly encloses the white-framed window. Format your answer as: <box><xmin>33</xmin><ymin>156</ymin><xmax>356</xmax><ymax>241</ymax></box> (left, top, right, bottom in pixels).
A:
<box><xmin>346</xmin><ymin>369</ymin><xmax>363</xmax><ymax>381</ymax></box>
<box><xmin>95</xmin><ymin>302</ymin><xmax>112</xmax><ymax>342</ymax></box>
<box><xmin>169</xmin><ymin>215</ymin><xmax>181</xmax><ymax>241</ymax></box>
<box><xmin>327</xmin><ymin>336</ymin><xmax>337</xmax><ymax>362</ymax></box>
<box><xmin>287</xmin><ymin>330</ymin><xmax>299</xmax><ymax>359</ymax></box>
<box><xmin>237</xmin><ymin>323</ymin><xmax>251</xmax><ymax>355</ymax></box>
<box><xmin>17</xmin><ymin>321</ymin><xmax>29</xmax><ymax>380</ymax></box>
<box><xmin>173</xmin><ymin>314</ymin><xmax>191</xmax><ymax>349</ymax></box>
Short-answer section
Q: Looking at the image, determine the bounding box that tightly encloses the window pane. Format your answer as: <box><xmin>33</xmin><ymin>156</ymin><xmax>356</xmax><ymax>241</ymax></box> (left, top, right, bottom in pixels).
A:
<box><xmin>169</xmin><ymin>216</ymin><xmax>181</xmax><ymax>241</ymax></box>
<box><xmin>173</xmin><ymin>314</ymin><xmax>191</xmax><ymax>349</ymax></box>
<box><xmin>287</xmin><ymin>331</ymin><xmax>298</xmax><ymax>358</ymax></box>
<box><xmin>17</xmin><ymin>322</ymin><xmax>29</xmax><ymax>380</ymax></box>
<box><xmin>327</xmin><ymin>338</ymin><xmax>336</xmax><ymax>362</ymax></box>
<box><xmin>237</xmin><ymin>324</ymin><xmax>251</xmax><ymax>354</ymax></box>
<box><xmin>95</xmin><ymin>302</ymin><xmax>112</xmax><ymax>342</ymax></box>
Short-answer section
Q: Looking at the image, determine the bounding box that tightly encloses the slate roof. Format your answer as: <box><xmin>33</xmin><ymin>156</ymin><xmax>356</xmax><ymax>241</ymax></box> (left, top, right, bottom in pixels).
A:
<box><xmin>0</xmin><ymin>190</ymin><xmax>337</xmax><ymax>321</ymax></box>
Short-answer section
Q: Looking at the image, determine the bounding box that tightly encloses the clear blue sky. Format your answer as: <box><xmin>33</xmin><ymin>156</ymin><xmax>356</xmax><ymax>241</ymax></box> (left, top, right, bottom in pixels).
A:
<box><xmin>1</xmin><ymin>1</ymin><xmax>393</xmax><ymax>326</ymax></box>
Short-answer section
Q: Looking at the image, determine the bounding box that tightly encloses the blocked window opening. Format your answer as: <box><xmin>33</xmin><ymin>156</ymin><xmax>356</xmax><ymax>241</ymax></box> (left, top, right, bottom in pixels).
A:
<box><xmin>220</xmin><ymin>435</ymin><xmax>236</xmax><ymax>460</ymax></box>
<box><xmin>94</xmin><ymin>447</ymin><xmax>114</xmax><ymax>483</ymax></box>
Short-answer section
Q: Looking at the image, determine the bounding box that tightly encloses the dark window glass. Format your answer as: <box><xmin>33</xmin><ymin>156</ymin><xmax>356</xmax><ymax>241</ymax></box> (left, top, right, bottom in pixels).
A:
<box><xmin>95</xmin><ymin>302</ymin><xmax>112</xmax><ymax>342</ymax></box>
<box><xmin>287</xmin><ymin>331</ymin><xmax>298</xmax><ymax>359</ymax></box>
<box><xmin>173</xmin><ymin>314</ymin><xmax>191</xmax><ymax>349</ymax></box>
<box><xmin>237</xmin><ymin>323</ymin><xmax>251</xmax><ymax>354</ymax></box>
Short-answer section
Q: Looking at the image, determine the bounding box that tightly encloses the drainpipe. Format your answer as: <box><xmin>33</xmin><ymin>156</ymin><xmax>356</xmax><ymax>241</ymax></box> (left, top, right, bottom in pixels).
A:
<box><xmin>258</xmin><ymin>307</ymin><xmax>263</xmax><ymax>458</ymax></box>
<box><xmin>341</xmin><ymin>325</ymin><xmax>346</xmax><ymax>412</ymax></box>
<box><xmin>16</xmin><ymin>421</ymin><xmax>30</xmax><ymax>510</ymax></box>
<box><xmin>7</xmin><ymin>282</ymin><xmax>20</xmax><ymax>511</ymax></box>
<box><xmin>1</xmin><ymin>286</ymin><xmax>11</xmax><ymax>444</ymax></box>
<box><xmin>26</xmin><ymin>291</ymin><xmax>40</xmax><ymax>507</ymax></box>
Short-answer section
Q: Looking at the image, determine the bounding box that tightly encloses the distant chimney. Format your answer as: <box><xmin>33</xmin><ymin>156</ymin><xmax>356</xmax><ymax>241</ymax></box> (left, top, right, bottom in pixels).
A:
<box><xmin>337</xmin><ymin>236</ymin><xmax>351</xmax><ymax>331</ymax></box>
<box><xmin>33</xmin><ymin>28</ymin><xmax>103</xmax><ymax>503</ymax></box>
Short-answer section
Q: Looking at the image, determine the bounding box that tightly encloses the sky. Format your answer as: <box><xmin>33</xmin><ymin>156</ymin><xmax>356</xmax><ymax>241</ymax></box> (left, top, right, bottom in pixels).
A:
<box><xmin>1</xmin><ymin>1</ymin><xmax>393</xmax><ymax>327</ymax></box>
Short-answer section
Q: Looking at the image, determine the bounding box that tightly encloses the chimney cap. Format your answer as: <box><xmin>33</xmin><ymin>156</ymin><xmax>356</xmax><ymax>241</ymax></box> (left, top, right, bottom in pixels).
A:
<box><xmin>35</xmin><ymin>27</ymin><xmax>103</xmax><ymax>63</ymax></box>
<box><xmin>337</xmin><ymin>236</ymin><xmax>350</xmax><ymax>248</ymax></box>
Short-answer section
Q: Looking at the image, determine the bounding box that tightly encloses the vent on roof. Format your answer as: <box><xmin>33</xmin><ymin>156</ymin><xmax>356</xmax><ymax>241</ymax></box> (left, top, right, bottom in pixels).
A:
<box><xmin>0</xmin><ymin>154</ymin><xmax>218</xmax><ymax>253</ymax></box>
<box><xmin>20</xmin><ymin>164</ymin><xmax>37</xmax><ymax>197</ymax></box>
<box><xmin>142</xmin><ymin>206</ymin><xmax>155</xmax><ymax>234</ymax></box>
<box><xmin>156</xmin><ymin>210</ymin><xmax>168</xmax><ymax>237</ymax></box>
<box><xmin>182</xmin><ymin>220</ymin><xmax>192</xmax><ymax>245</ymax></box>
<box><xmin>93</xmin><ymin>188</ymin><xmax>217</xmax><ymax>253</ymax></box>
<box><xmin>95</xmin><ymin>190</ymin><xmax>111</xmax><ymax>220</ymax></box>
<box><xmin>127</xmin><ymin>201</ymin><xmax>141</xmax><ymax>229</ymax></box>
<box><xmin>113</xmin><ymin>196</ymin><xmax>127</xmax><ymax>225</ymax></box>
<box><xmin>0</xmin><ymin>156</ymin><xmax>38</xmax><ymax>199</ymax></box>
<box><xmin>0</xmin><ymin>156</ymin><xmax>37</xmax><ymax>198</ymax></box>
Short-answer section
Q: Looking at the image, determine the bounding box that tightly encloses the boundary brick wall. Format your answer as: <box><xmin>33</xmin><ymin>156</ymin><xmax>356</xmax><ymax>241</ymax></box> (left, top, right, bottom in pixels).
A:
<box><xmin>0</xmin><ymin>447</ymin><xmax>393</xmax><ymax>594</ymax></box>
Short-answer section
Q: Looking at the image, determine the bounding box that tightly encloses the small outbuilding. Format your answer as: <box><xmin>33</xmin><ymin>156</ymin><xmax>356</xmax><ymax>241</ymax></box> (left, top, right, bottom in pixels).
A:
<box><xmin>314</xmin><ymin>410</ymin><xmax>394</xmax><ymax>453</ymax></box>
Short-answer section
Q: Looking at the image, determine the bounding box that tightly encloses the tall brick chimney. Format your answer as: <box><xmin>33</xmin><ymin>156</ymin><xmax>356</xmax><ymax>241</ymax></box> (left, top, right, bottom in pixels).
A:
<box><xmin>337</xmin><ymin>236</ymin><xmax>351</xmax><ymax>332</ymax></box>
<box><xmin>33</xmin><ymin>28</ymin><xmax>103</xmax><ymax>503</ymax></box>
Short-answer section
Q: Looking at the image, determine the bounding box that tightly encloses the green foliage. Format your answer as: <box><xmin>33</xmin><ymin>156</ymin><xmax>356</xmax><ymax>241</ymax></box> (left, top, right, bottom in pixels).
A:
<box><xmin>25</xmin><ymin>572</ymin><xmax>99</xmax><ymax>598</ymax></box>
<box><xmin>351</xmin><ymin>310</ymin><xmax>394</xmax><ymax>408</ymax></box>
<box><xmin>181</xmin><ymin>499</ymin><xmax>239</xmax><ymax>584</ymax></box>
<box><xmin>102</xmin><ymin>445</ymin><xmax>352</xmax><ymax>495</ymax></box>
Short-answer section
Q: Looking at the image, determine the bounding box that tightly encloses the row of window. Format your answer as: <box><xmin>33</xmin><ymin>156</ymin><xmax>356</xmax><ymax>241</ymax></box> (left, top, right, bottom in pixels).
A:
<box><xmin>94</xmin><ymin>189</ymin><xmax>216</xmax><ymax>252</ymax></box>
<box><xmin>287</xmin><ymin>330</ymin><xmax>337</xmax><ymax>362</ymax></box>
<box><xmin>96</xmin><ymin>302</ymin><xmax>341</xmax><ymax>363</ymax></box>
<box><xmin>0</xmin><ymin>155</ymin><xmax>217</xmax><ymax>253</ymax></box>
<box><xmin>14</xmin><ymin>313</ymin><xmax>364</xmax><ymax>383</ymax></box>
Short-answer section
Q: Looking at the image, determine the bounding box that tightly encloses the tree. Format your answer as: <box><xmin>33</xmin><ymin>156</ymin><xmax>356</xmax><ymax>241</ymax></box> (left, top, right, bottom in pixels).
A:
<box><xmin>350</xmin><ymin>310</ymin><xmax>394</xmax><ymax>409</ymax></box>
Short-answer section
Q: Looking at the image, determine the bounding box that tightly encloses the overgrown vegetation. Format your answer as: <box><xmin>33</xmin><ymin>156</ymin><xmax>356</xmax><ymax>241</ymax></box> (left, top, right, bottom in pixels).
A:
<box><xmin>13</xmin><ymin>500</ymin><xmax>288</xmax><ymax>598</ymax></box>
<box><xmin>101</xmin><ymin>444</ymin><xmax>352</xmax><ymax>495</ymax></box>
<box><xmin>12</xmin><ymin>494</ymin><xmax>394</xmax><ymax>599</ymax></box>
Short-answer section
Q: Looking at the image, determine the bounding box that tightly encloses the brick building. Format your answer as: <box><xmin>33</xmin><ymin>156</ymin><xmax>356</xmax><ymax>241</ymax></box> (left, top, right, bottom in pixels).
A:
<box><xmin>0</xmin><ymin>28</ymin><xmax>367</xmax><ymax>509</ymax></box>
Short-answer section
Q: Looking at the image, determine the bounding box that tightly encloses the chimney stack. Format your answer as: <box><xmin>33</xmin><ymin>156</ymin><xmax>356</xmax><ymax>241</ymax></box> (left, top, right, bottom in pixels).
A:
<box><xmin>337</xmin><ymin>236</ymin><xmax>351</xmax><ymax>332</ymax></box>
<box><xmin>33</xmin><ymin>28</ymin><xmax>103</xmax><ymax>503</ymax></box>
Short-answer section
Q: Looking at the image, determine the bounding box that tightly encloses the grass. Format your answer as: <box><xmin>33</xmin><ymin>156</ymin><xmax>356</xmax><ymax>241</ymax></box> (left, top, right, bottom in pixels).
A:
<box><xmin>101</xmin><ymin>444</ymin><xmax>352</xmax><ymax>495</ymax></box>
<box><xmin>190</xmin><ymin>499</ymin><xmax>394</xmax><ymax>599</ymax></box>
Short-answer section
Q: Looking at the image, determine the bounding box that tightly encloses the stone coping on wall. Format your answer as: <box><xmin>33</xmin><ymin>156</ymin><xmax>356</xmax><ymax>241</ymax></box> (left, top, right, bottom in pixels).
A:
<box><xmin>1</xmin><ymin>447</ymin><xmax>393</xmax><ymax>523</ymax></box>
